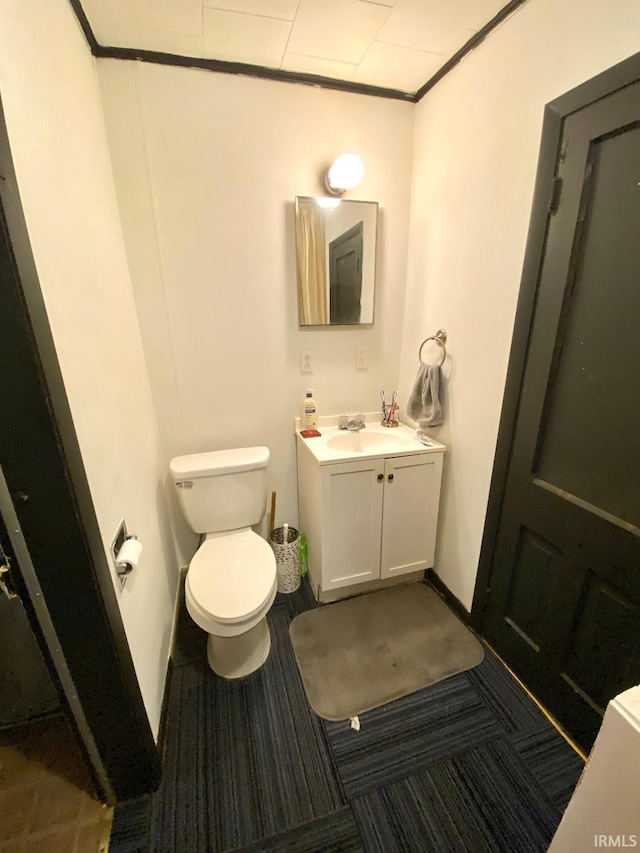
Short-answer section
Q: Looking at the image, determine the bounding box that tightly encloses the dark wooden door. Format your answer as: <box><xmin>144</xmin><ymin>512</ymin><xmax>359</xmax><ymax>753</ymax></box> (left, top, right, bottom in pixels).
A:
<box><xmin>329</xmin><ymin>221</ymin><xmax>363</xmax><ymax>324</ymax></box>
<box><xmin>0</xmin><ymin>129</ymin><xmax>160</xmax><ymax>798</ymax></box>
<box><xmin>482</xmin><ymin>81</ymin><xmax>640</xmax><ymax>751</ymax></box>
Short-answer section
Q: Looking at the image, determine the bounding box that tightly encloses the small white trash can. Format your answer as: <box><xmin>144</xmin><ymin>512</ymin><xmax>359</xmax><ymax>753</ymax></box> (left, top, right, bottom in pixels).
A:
<box><xmin>270</xmin><ymin>526</ymin><xmax>301</xmax><ymax>594</ymax></box>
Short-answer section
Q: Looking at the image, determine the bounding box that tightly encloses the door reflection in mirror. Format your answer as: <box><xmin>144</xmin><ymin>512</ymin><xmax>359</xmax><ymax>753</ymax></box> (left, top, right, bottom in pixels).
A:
<box><xmin>295</xmin><ymin>196</ymin><xmax>378</xmax><ymax>326</ymax></box>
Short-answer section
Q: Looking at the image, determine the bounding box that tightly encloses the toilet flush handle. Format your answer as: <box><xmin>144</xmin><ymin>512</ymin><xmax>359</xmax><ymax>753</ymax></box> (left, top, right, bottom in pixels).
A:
<box><xmin>175</xmin><ymin>481</ymin><xmax>193</xmax><ymax>489</ymax></box>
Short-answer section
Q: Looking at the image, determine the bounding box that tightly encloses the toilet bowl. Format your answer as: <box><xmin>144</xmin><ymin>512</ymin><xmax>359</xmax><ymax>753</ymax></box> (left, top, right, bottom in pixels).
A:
<box><xmin>185</xmin><ymin>529</ymin><xmax>277</xmax><ymax>677</ymax></box>
<box><xmin>170</xmin><ymin>446</ymin><xmax>277</xmax><ymax>678</ymax></box>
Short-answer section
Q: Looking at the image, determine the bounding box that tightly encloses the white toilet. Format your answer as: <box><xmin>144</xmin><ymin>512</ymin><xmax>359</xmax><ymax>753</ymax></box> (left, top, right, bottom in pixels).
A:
<box><xmin>169</xmin><ymin>446</ymin><xmax>277</xmax><ymax>678</ymax></box>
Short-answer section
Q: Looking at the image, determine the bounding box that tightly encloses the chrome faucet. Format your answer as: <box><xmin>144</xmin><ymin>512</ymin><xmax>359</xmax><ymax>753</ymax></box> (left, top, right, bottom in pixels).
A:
<box><xmin>339</xmin><ymin>414</ymin><xmax>366</xmax><ymax>432</ymax></box>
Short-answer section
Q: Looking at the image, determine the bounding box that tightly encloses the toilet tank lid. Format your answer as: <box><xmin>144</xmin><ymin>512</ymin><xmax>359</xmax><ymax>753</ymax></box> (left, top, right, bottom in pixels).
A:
<box><xmin>170</xmin><ymin>447</ymin><xmax>270</xmax><ymax>480</ymax></box>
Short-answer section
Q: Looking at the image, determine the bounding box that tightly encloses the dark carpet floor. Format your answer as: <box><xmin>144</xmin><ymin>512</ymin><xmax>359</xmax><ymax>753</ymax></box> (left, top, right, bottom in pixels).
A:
<box><xmin>109</xmin><ymin>579</ymin><xmax>584</xmax><ymax>853</ymax></box>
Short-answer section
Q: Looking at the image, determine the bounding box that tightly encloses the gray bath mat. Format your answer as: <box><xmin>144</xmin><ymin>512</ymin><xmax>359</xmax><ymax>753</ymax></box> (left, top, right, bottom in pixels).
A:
<box><xmin>289</xmin><ymin>583</ymin><xmax>484</xmax><ymax>721</ymax></box>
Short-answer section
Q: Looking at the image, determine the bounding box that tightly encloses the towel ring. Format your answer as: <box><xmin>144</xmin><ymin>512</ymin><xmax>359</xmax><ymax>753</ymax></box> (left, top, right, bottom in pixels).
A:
<box><xmin>418</xmin><ymin>329</ymin><xmax>447</xmax><ymax>366</ymax></box>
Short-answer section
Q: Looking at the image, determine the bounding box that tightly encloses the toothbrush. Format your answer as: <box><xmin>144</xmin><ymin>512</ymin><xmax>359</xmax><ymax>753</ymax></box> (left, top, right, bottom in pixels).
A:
<box><xmin>380</xmin><ymin>389</ymin><xmax>386</xmax><ymax>421</ymax></box>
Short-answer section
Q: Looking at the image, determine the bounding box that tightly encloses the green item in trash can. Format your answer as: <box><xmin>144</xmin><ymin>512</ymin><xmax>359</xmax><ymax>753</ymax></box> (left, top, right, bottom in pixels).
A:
<box><xmin>299</xmin><ymin>533</ymin><xmax>308</xmax><ymax>577</ymax></box>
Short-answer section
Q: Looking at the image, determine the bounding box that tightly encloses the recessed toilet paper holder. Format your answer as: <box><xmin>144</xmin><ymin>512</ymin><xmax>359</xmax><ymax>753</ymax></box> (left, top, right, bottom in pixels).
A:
<box><xmin>111</xmin><ymin>519</ymin><xmax>139</xmax><ymax>588</ymax></box>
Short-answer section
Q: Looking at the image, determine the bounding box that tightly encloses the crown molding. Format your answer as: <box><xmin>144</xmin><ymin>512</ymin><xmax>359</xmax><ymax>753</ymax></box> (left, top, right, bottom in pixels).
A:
<box><xmin>68</xmin><ymin>1</ymin><xmax>527</xmax><ymax>104</ymax></box>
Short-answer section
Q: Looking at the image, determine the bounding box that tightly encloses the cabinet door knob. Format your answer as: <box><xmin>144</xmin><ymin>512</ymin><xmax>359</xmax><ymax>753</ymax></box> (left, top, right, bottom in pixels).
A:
<box><xmin>388</xmin><ymin>473</ymin><xmax>394</xmax><ymax>482</ymax></box>
<box><xmin>377</xmin><ymin>473</ymin><xmax>384</xmax><ymax>481</ymax></box>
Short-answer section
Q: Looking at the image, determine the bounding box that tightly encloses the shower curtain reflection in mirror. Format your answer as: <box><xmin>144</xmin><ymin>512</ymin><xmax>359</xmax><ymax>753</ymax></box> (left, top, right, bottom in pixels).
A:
<box><xmin>296</xmin><ymin>199</ymin><xmax>328</xmax><ymax>324</ymax></box>
<box><xmin>295</xmin><ymin>197</ymin><xmax>378</xmax><ymax>326</ymax></box>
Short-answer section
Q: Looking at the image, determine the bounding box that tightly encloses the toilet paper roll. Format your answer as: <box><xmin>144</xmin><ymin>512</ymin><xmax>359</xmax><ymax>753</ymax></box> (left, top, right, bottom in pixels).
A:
<box><xmin>115</xmin><ymin>537</ymin><xmax>143</xmax><ymax>571</ymax></box>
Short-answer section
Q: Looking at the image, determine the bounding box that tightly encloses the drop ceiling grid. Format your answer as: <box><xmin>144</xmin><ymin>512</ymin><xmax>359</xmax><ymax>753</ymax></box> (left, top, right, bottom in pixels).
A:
<box><xmin>79</xmin><ymin>0</ymin><xmax>512</xmax><ymax>95</ymax></box>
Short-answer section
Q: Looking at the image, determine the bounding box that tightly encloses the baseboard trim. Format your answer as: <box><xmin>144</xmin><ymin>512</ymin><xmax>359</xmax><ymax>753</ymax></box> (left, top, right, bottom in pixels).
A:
<box><xmin>157</xmin><ymin>568</ymin><xmax>186</xmax><ymax>758</ymax></box>
<box><xmin>425</xmin><ymin>569</ymin><xmax>470</xmax><ymax>625</ymax></box>
<box><xmin>317</xmin><ymin>570</ymin><xmax>425</xmax><ymax>604</ymax></box>
<box><xmin>156</xmin><ymin>658</ymin><xmax>172</xmax><ymax>760</ymax></box>
<box><xmin>484</xmin><ymin>640</ymin><xmax>588</xmax><ymax>762</ymax></box>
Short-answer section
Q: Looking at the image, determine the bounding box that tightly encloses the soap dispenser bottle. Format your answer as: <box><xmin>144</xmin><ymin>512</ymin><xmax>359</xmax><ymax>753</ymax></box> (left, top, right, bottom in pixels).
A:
<box><xmin>300</xmin><ymin>389</ymin><xmax>318</xmax><ymax>429</ymax></box>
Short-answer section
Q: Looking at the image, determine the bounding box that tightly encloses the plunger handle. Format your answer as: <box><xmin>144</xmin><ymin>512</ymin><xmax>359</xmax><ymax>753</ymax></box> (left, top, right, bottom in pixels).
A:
<box><xmin>269</xmin><ymin>490</ymin><xmax>277</xmax><ymax>535</ymax></box>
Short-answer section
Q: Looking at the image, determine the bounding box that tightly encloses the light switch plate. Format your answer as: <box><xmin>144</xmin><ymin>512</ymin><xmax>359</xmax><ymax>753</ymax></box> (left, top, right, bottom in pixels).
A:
<box><xmin>355</xmin><ymin>347</ymin><xmax>368</xmax><ymax>370</ymax></box>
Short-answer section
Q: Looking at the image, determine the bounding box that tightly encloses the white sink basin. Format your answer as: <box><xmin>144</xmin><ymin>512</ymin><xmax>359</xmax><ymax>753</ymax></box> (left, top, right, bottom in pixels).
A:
<box><xmin>296</xmin><ymin>418</ymin><xmax>445</xmax><ymax>465</ymax></box>
<box><xmin>326</xmin><ymin>429</ymin><xmax>412</xmax><ymax>454</ymax></box>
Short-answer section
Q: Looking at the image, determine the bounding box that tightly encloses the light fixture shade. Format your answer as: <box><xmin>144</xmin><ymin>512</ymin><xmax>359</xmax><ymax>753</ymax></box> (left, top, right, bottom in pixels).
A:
<box><xmin>325</xmin><ymin>153</ymin><xmax>364</xmax><ymax>195</ymax></box>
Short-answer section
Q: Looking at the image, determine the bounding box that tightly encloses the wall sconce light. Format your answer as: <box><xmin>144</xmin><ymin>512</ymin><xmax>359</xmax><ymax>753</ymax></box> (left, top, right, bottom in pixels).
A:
<box><xmin>323</xmin><ymin>153</ymin><xmax>364</xmax><ymax>196</ymax></box>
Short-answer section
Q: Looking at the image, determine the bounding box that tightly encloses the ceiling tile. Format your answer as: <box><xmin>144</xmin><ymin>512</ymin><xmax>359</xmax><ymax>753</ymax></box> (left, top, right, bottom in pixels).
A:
<box><xmin>117</xmin><ymin>28</ymin><xmax>203</xmax><ymax>57</ymax></box>
<box><xmin>286</xmin><ymin>0</ymin><xmax>390</xmax><ymax>64</ymax></box>
<box><xmin>103</xmin><ymin>0</ymin><xmax>201</xmax><ymax>37</ymax></box>
<box><xmin>79</xmin><ymin>0</ymin><xmax>120</xmax><ymax>45</ymax></box>
<box><xmin>203</xmin><ymin>9</ymin><xmax>292</xmax><ymax>67</ymax></box>
<box><xmin>352</xmin><ymin>41</ymin><xmax>444</xmax><ymax>92</ymax></box>
<box><xmin>453</xmin><ymin>0</ymin><xmax>509</xmax><ymax>31</ymax></box>
<box><xmin>82</xmin><ymin>0</ymin><xmax>516</xmax><ymax>90</ymax></box>
<box><xmin>376</xmin><ymin>0</ymin><xmax>504</xmax><ymax>54</ymax></box>
<box><xmin>202</xmin><ymin>0</ymin><xmax>300</xmax><ymax>20</ymax></box>
<box><xmin>281</xmin><ymin>53</ymin><xmax>357</xmax><ymax>80</ymax></box>
<box><xmin>440</xmin><ymin>27</ymin><xmax>477</xmax><ymax>60</ymax></box>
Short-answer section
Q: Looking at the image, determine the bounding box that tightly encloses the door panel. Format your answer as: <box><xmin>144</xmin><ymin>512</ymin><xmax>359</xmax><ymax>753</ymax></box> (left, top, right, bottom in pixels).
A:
<box><xmin>0</xmin><ymin>520</ymin><xmax>59</xmax><ymax>725</ymax></box>
<box><xmin>503</xmin><ymin>528</ymin><xmax>560</xmax><ymax>652</ymax></box>
<box><xmin>322</xmin><ymin>459</ymin><xmax>383</xmax><ymax>589</ymax></box>
<box><xmin>483</xmin><ymin>80</ymin><xmax>640</xmax><ymax>751</ymax></box>
<box><xmin>560</xmin><ymin>576</ymin><xmax>640</xmax><ymax>709</ymax></box>
<box><xmin>329</xmin><ymin>222</ymin><xmax>363</xmax><ymax>324</ymax></box>
<box><xmin>380</xmin><ymin>454</ymin><xmax>442</xmax><ymax>579</ymax></box>
<box><xmin>535</xmin><ymin>124</ymin><xmax>640</xmax><ymax>529</ymax></box>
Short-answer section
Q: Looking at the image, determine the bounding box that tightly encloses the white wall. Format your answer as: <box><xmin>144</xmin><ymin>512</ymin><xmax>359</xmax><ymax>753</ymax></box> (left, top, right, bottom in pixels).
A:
<box><xmin>0</xmin><ymin>0</ymin><xmax>179</xmax><ymax>735</ymax></box>
<box><xmin>97</xmin><ymin>61</ymin><xmax>415</xmax><ymax>551</ymax></box>
<box><xmin>400</xmin><ymin>0</ymin><xmax>640</xmax><ymax>610</ymax></box>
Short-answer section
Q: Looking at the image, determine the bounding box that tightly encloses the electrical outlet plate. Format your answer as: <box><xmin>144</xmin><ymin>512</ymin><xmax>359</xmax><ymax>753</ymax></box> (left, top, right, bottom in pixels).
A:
<box><xmin>300</xmin><ymin>350</ymin><xmax>313</xmax><ymax>373</ymax></box>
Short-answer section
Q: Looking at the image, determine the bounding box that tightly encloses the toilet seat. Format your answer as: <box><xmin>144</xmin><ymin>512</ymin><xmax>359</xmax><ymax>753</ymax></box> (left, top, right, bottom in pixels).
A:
<box><xmin>187</xmin><ymin>529</ymin><xmax>276</xmax><ymax>625</ymax></box>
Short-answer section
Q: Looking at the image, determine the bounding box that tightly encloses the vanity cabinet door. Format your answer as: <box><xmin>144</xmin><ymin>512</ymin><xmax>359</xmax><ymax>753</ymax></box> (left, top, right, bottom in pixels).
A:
<box><xmin>321</xmin><ymin>459</ymin><xmax>385</xmax><ymax>591</ymax></box>
<box><xmin>380</xmin><ymin>453</ymin><xmax>443</xmax><ymax>580</ymax></box>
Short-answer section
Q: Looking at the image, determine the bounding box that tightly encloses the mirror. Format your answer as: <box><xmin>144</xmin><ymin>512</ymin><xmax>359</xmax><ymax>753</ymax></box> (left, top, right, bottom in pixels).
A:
<box><xmin>295</xmin><ymin>196</ymin><xmax>378</xmax><ymax>326</ymax></box>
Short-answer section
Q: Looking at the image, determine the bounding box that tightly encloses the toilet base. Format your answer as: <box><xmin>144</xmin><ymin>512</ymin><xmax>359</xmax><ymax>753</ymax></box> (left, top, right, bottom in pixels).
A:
<box><xmin>207</xmin><ymin>617</ymin><xmax>271</xmax><ymax>678</ymax></box>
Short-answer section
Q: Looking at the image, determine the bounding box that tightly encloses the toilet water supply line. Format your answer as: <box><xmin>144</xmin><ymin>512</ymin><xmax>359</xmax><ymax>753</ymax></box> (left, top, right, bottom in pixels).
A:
<box><xmin>270</xmin><ymin>491</ymin><xmax>277</xmax><ymax>536</ymax></box>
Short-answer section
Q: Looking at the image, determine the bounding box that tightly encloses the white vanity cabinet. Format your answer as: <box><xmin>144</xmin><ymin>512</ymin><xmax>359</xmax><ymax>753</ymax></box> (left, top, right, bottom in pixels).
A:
<box><xmin>321</xmin><ymin>457</ymin><xmax>384</xmax><ymax>590</ymax></box>
<box><xmin>296</xmin><ymin>422</ymin><xmax>444</xmax><ymax>602</ymax></box>
<box><xmin>379</xmin><ymin>453</ymin><xmax>443</xmax><ymax>580</ymax></box>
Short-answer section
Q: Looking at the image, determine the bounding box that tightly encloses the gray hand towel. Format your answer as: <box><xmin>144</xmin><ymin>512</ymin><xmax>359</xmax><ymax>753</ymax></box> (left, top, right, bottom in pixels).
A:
<box><xmin>407</xmin><ymin>363</ymin><xmax>443</xmax><ymax>427</ymax></box>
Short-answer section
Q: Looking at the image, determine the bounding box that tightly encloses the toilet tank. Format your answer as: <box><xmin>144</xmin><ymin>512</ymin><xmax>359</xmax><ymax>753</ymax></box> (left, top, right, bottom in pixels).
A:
<box><xmin>169</xmin><ymin>447</ymin><xmax>269</xmax><ymax>534</ymax></box>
